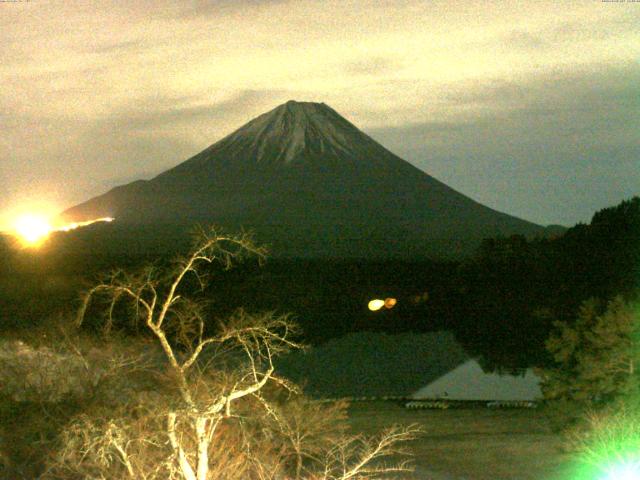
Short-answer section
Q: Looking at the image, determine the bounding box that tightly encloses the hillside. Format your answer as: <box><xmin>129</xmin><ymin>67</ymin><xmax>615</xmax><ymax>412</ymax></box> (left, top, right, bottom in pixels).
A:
<box><xmin>61</xmin><ymin>101</ymin><xmax>546</xmax><ymax>258</ymax></box>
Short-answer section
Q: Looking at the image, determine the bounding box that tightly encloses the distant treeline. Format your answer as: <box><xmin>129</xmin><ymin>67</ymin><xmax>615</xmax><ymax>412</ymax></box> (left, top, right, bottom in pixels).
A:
<box><xmin>1</xmin><ymin>197</ymin><xmax>637</xmax><ymax>370</ymax></box>
<box><xmin>453</xmin><ymin>196</ymin><xmax>639</xmax><ymax>369</ymax></box>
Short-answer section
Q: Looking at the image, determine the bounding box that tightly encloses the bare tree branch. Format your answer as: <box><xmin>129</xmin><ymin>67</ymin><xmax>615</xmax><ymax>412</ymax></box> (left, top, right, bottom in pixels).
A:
<box><xmin>50</xmin><ymin>227</ymin><xmax>419</xmax><ymax>480</ymax></box>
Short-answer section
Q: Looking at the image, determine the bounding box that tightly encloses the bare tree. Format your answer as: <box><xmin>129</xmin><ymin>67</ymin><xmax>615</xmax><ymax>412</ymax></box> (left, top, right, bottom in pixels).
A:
<box><xmin>43</xmin><ymin>227</ymin><xmax>419</xmax><ymax>480</ymax></box>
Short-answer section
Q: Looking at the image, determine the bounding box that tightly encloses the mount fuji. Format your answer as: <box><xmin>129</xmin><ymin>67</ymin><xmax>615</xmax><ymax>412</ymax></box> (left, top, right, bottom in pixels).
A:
<box><xmin>61</xmin><ymin>101</ymin><xmax>546</xmax><ymax>258</ymax></box>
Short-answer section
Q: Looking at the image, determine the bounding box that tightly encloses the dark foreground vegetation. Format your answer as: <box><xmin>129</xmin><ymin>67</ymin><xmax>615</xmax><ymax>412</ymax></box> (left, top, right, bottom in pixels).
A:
<box><xmin>0</xmin><ymin>196</ymin><xmax>638</xmax><ymax>478</ymax></box>
<box><xmin>1</xmin><ymin>229</ymin><xmax>420</xmax><ymax>479</ymax></box>
<box><xmin>2</xmin><ymin>197</ymin><xmax>637</xmax><ymax>369</ymax></box>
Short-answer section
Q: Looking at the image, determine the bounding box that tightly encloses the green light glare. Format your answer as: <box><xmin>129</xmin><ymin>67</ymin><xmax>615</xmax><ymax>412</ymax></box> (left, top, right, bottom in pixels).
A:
<box><xmin>568</xmin><ymin>458</ymin><xmax>640</xmax><ymax>480</ymax></box>
<box><xmin>562</xmin><ymin>407</ymin><xmax>640</xmax><ymax>480</ymax></box>
<box><xmin>601</xmin><ymin>460</ymin><xmax>640</xmax><ymax>480</ymax></box>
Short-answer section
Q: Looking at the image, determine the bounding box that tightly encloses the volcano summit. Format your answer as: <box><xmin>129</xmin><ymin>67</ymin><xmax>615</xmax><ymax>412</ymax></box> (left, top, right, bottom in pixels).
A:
<box><xmin>61</xmin><ymin>101</ymin><xmax>545</xmax><ymax>258</ymax></box>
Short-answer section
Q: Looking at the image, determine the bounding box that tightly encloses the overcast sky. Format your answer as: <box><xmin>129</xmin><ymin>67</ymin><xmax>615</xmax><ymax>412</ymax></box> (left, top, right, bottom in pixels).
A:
<box><xmin>1</xmin><ymin>0</ymin><xmax>638</xmax><ymax>228</ymax></box>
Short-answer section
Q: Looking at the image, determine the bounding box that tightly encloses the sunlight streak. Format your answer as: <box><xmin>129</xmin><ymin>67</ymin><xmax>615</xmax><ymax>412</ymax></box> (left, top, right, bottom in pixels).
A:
<box><xmin>7</xmin><ymin>215</ymin><xmax>114</xmax><ymax>247</ymax></box>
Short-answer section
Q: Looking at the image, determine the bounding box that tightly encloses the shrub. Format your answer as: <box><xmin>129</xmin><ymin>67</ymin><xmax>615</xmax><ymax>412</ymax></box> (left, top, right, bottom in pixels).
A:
<box><xmin>537</xmin><ymin>296</ymin><xmax>640</xmax><ymax>430</ymax></box>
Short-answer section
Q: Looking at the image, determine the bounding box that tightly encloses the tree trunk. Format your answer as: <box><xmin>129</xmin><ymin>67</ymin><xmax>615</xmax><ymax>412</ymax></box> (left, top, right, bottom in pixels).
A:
<box><xmin>167</xmin><ymin>412</ymin><xmax>197</xmax><ymax>480</ymax></box>
<box><xmin>196</xmin><ymin>416</ymin><xmax>210</xmax><ymax>480</ymax></box>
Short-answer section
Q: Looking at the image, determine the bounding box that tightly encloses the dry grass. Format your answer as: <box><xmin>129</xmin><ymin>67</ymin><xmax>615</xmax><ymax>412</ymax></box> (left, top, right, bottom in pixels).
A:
<box><xmin>345</xmin><ymin>401</ymin><xmax>573</xmax><ymax>480</ymax></box>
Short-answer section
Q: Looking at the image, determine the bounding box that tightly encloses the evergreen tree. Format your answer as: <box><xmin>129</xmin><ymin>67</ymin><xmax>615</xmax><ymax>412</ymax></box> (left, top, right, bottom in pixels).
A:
<box><xmin>539</xmin><ymin>296</ymin><xmax>640</xmax><ymax>416</ymax></box>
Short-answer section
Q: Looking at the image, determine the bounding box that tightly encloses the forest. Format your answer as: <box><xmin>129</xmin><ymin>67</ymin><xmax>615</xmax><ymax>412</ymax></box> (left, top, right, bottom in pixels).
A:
<box><xmin>1</xmin><ymin>196</ymin><xmax>638</xmax><ymax>372</ymax></box>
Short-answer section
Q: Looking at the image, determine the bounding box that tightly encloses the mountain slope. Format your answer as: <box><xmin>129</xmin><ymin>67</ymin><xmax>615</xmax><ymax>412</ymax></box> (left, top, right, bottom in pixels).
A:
<box><xmin>61</xmin><ymin>101</ymin><xmax>545</xmax><ymax>258</ymax></box>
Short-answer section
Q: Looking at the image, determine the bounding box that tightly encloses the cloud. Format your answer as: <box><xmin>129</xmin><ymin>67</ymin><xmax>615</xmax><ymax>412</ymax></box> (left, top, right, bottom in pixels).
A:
<box><xmin>56</xmin><ymin>90</ymin><xmax>292</xmax><ymax>197</ymax></box>
<box><xmin>95</xmin><ymin>90</ymin><xmax>281</xmax><ymax>133</ymax></box>
<box><xmin>503</xmin><ymin>30</ymin><xmax>548</xmax><ymax>50</ymax></box>
<box><xmin>366</xmin><ymin>65</ymin><xmax>640</xmax><ymax>226</ymax></box>
<box><xmin>85</xmin><ymin>40</ymin><xmax>141</xmax><ymax>54</ymax></box>
<box><xmin>172</xmin><ymin>0</ymin><xmax>289</xmax><ymax>18</ymax></box>
<box><xmin>344</xmin><ymin>57</ymin><xmax>400</xmax><ymax>76</ymax></box>
<box><xmin>494</xmin><ymin>13</ymin><xmax>640</xmax><ymax>58</ymax></box>
<box><xmin>1</xmin><ymin>0</ymin><xmax>639</xmax><ymax>227</ymax></box>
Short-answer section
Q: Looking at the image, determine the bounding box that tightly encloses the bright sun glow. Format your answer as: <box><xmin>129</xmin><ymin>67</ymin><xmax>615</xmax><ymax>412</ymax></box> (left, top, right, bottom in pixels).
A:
<box><xmin>13</xmin><ymin>214</ymin><xmax>53</xmax><ymax>246</ymax></box>
<box><xmin>8</xmin><ymin>214</ymin><xmax>114</xmax><ymax>248</ymax></box>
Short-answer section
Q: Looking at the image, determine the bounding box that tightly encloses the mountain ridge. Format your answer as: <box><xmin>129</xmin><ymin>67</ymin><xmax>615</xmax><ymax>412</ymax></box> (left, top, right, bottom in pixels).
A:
<box><xmin>60</xmin><ymin>100</ymin><xmax>547</xmax><ymax>258</ymax></box>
